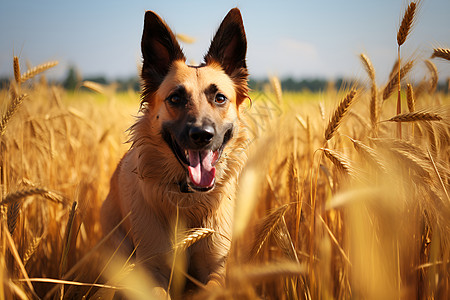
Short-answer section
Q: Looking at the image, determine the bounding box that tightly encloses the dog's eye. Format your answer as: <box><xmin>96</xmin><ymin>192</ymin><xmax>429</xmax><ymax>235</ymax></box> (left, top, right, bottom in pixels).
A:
<box><xmin>215</xmin><ymin>93</ymin><xmax>227</xmax><ymax>105</ymax></box>
<box><xmin>167</xmin><ymin>94</ymin><xmax>184</xmax><ymax>105</ymax></box>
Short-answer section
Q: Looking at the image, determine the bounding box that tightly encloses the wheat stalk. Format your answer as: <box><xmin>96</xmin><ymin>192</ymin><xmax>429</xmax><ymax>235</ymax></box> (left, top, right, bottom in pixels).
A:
<box><xmin>385</xmin><ymin>111</ymin><xmax>443</xmax><ymax>123</ymax></box>
<box><xmin>230</xmin><ymin>262</ymin><xmax>306</xmax><ymax>284</ymax></box>
<box><xmin>174</xmin><ymin>228</ymin><xmax>215</xmax><ymax>251</ymax></box>
<box><xmin>60</xmin><ymin>201</ymin><xmax>78</xmax><ymax>276</ymax></box>
<box><xmin>431</xmin><ymin>48</ymin><xmax>450</xmax><ymax>61</ymax></box>
<box><xmin>0</xmin><ymin>94</ymin><xmax>28</xmax><ymax>136</ymax></box>
<box><xmin>388</xmin><ymin>59</ymin><xmax>400</xmax><ymax>80</ymax></box>
<box><xmin>324</xmin><ymin>89</ymin><xmax>357</xmax><ymax>141</ymax></box>
<box><xmin>20</xmin><ymin>61</ymin><xmax>59</xmax><ymax>82</ymax></box>
<box><xmin>397</xmin><ymin>2</ymin><xmax>417</xmax><ymax>47</ymax></box>
<box><xmin>424</xmin><ymin>60</ymin><xmax>438</xmax><ymax>94</ymax></box>
<box><xmin>249</xmin><ymin>204</ymin><xmax>290</xmax><ymax>259</ymax></box>
<box><xmin>382</xmin><ymin>60</ymin><xmax>414</xmax><ymax>101</ymax></box>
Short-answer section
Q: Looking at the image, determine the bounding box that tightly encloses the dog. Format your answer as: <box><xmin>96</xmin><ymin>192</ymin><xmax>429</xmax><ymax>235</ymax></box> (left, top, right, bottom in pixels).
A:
<box><xmin>100</xmin><ymin>8</ymin><xmax>249</xmax><ymax>298</ymax></box>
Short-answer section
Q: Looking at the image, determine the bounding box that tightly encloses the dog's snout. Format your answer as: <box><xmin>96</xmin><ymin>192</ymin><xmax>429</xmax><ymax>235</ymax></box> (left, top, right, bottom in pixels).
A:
<box><xmin>189</xmin><ymin>125</ymin><xmax>215</xmax><ymax>146</ymax></box>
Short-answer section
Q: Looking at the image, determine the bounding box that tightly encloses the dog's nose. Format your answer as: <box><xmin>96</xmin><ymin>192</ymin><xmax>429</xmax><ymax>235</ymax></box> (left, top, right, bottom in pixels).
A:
<box><xmin>189</xmin><ymin>125</ymin><xmax>215</xmax><ymax>146</ymax></box>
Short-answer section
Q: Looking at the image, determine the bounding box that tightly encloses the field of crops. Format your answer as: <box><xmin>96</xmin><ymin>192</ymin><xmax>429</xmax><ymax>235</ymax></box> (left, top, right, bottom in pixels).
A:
<box><xmin>1</xmin><ymin>2</ymin><xmax>450</xmax><ymax>299</ymax></box>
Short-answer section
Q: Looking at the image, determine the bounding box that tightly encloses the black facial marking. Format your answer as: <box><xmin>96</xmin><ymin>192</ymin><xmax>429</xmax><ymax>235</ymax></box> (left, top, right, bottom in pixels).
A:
<box><xmin>166</xmin><ymin>85</ymin><xmax>190</xmax><ymax>107</ymax></box>
<box><xmin>204</xmin><ymin>84</ymin><xmax>219</xmax><ymax>99</ymax></box>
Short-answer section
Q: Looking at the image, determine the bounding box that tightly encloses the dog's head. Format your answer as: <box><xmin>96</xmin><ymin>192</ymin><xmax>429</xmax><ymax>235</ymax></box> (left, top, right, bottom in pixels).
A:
<box><xmin>136</xmin><ymin>8</ymin><xmax>248</xmax><ymax>193</ymax></box>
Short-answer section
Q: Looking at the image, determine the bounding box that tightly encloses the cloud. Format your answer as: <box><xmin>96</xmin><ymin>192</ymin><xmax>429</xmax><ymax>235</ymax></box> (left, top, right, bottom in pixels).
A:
<box><xmin>245</xmin><ymin>37</ymin><xmax>325</xmax><ymax>78</ymax></box>
<box><xmin>278</xmin><ymin>38</ymin><xmax>319</xmax><ymax>60</ymax></box>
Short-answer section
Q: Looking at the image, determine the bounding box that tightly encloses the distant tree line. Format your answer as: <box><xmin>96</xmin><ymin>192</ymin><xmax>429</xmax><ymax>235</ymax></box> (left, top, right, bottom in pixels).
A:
<box><xmin>1</xmin><ymin>65</ymin><xmax>448</xmax><ymax>93</ymax></box>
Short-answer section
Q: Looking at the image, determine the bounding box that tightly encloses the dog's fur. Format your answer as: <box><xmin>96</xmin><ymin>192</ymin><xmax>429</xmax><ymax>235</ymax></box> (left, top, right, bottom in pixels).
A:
<box><xmin>100</xmin><ymin>8</ymin><xmax>249</xmax><ymax>298</ymax></box>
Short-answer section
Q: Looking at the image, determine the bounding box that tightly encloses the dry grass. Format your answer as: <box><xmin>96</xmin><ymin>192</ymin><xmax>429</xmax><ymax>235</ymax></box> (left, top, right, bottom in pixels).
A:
<box><xmin>1</xmin><ymin>4</ymin><xmax>449</xmax><ymax>300</ymax></box>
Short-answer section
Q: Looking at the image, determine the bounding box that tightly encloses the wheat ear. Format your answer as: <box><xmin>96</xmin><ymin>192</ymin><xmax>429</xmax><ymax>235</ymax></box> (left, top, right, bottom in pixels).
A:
<box><xmin>249</xmin><ymin>204</ymin><xmax>290</xmax><ymax>259</ymax></box>
<box><xmin>431</xmin><ymin>48</ymin><xmax>450</xmax><ymax>61</ymax></box>
<box><xmin>20</xmin><ymin>61</ymin><xmax>59</xmax><ymax>82</ymax></box>
<box><xmin>0</xmin><ymin>187</ymin><xmax>64</xmax><ymax>206</ymax></box>
<box><xmin>406</xmin><ymin>84</ymin><xmax>415</xmax><ymax>113</ymax></box>
<box><xmin>385</xmin><ymin>111</ymin><xmax>443</xmax><ymax>123</ymax></box>
<box><xmin>7</xmin><ymin>202</ymin><xmax>21</xmax><ymax>234</ymax></box>
<box><xmin>360</xmin><ymin>54</ymin><xmax>378</xmax><ymax>132</ymax></box>
<box><xmin>13</xmin><ymin>56</ymin><xmax>21</xmax><ymax>86</ymax></box>
<box><xmin>396</xmin><ymin>1</ymin><xmax>417</xmax><ymax>139</ymax></box>
<box><xmin>424</xmin><ymin>60</ymin><xmax>438</xmax><ymax>94</ymax></box>
<box><xmin>324</xmin><ymin>89</ymin><xmax>357</xmax><ymax>141</ymax></box>
<box><xmin>0</xmin><ymin>94</ymin><xmax>28</xmax><ymax>136</ymax></box>
<box><xmin>397</xmin><ymin>2</ymin><xmax>417</xmax><ymax>47</ymax></box>
<box><xmin>270</xmin><ymin>76</ymin><xmax>283</xmax><ymax>104</ymax></box>
<box><xmin>406</xmin><ymin>84</ymin><xmax>416</xmax><ymax>136</ymax></box>
<box><xmin>382</xmin><ymin>60</ymin><xmax>414</xmax><ymax>101</ymax></box>
<box><xmin>23</xmin><ymin>236</ymin><xmax>44</xmax><ymax>265</ymax></box>
<box><xmin>349</xmin><ymin>138</ymin><xmax>386</xmax><ymax>172</ymax></box>
<box><xmin>322</xmin><ymin>148</ymin><xmax>353</xmax><ymax>176</ymax></box>
<box><xmin>174</xmin><ymin>228</ymin><xmax>215</xmax><ymax>251</ymax></box>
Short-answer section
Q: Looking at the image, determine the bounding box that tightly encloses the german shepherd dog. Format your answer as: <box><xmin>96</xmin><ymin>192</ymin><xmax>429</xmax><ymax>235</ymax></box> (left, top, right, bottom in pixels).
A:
<box><xmin>100</xmin><ymin>8</ymin><xmax>249</xmax><ymax>298</ymax></box>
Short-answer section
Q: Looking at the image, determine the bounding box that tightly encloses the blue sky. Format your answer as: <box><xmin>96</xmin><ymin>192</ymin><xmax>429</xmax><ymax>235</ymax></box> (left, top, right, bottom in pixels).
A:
<box><xmin>1</xmin><ymin>0</ymin><xmax>449</xmax><ymax>83</ymax></box>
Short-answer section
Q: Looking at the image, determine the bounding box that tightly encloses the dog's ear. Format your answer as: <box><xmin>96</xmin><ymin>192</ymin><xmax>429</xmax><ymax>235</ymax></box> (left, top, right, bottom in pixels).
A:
<box><xmin>205</xmin><ymin>8</ymin><xmax>247</xmax><ymax>75</ymax></box>
<box><xmin>205</xmin><ymin>8</ymin><xmax>248</xmax><ymax>106</ymax></box>
<box><xmin>141</xmin><ymin>11</ymin><xmax>185</xmax><ymax>102</ymax></box>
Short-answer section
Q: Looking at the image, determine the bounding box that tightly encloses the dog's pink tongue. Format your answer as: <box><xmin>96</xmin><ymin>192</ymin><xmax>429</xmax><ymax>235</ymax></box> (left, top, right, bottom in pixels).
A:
<box><xmin>188</xmin><ymin>150</ymin><xmax>216</xmax><ymax>188</ymax></box>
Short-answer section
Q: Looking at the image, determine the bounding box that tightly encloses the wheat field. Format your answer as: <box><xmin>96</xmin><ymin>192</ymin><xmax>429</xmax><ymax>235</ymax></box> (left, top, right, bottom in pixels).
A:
<box><xmin>1</xmin><ymin>3</ymin><xmax>449</xmax><ymax>299</ymax></box>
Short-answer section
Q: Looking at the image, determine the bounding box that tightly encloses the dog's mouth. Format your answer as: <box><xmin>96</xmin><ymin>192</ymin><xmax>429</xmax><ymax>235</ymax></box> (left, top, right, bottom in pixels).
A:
<box><xmin>164</xmin><ymin>130</ymin><xmax>232</xmax><ymax>192</ymax></box>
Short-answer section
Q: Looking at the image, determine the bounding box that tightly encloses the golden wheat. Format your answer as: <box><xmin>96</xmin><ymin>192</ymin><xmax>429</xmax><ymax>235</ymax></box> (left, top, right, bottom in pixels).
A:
<box><xmin>322</xmin><ymin>148</ymin><xmax>353</xmax><ymax>176</ymax></box>
<box><xmin>20</xmin><ymin>61</ymin><xmax>59</xmax><ymax>82</ymax></box>
<box><xmin>324</xmin><ymin>89</ymin><xmax>357</xmax><ymax>141</ymax></box>
<box><xmin>1</xmin><ymin>2</ymin><xmax>450</xmax><ymax>298</ymax></box>
<box><xmin>406</xmin><ymin>84</ymin><xmax>415</xmax><ymax>112</ymax></box>
<box><xmin>424</xmin><ymin>59</ymin><xmax>438</xmax><ymax>94</ymax></box>
<box><xmin>13</xmin><ymin>56</ymin><xmax>21</xmax><ymax>85</ymax></box>
<box><xmin>397</xmin><ymin>2</ymin><xmax>416</xmax><ymax>46</ymax></box>
<box><xmin>0</xmin><ymin>94</ymin><xmax>28</xmax><ymax>136</ymax></box>
<box><xmin>382</xmin><ymin>60</ymin><xmax>414</xmax><ymax>100</ymax></box>
<box><xmin>0</xmin><ymin>187</ymin><xmax>63</xmax><ymax>206</ymax></box>
<box><xmin>249</xmin><ymin>204</ymin><xmax>290</xmax><ymax>259</ymax></box>
<box><xmin>174</xmin><ymin>228</ymin><xmax>215</xmax><ymax>251</ymax></box>
<box><xmin>431</xmin><ymin>47</ymin><xmax>450</xmax><ymax>60</ymax></box>
<box><xmin>385</xmin><ymin>111</ymin><xmax>443</xmax><ymax>122</ymax></box>
<box><xmin>360</xmin><ymin>54</ymin><xmax>379</xmax><ymax>132</ymax></box>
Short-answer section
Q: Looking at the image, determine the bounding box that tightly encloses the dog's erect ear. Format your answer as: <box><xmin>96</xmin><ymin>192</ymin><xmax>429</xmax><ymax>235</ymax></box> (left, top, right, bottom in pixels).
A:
<box><xmin>205</xmin><ymin>8</ymin><xmax>248</xmax><ymax>105</ymax></box>
<box><xmin>141</xmin><ymin>11</ymin><xmax>185</xmax><ymax>102</ymax></box>
<box><xmin>205</xmin><ymin>8</ymin><xmax>247</xmax><ymax>76</ymax></box>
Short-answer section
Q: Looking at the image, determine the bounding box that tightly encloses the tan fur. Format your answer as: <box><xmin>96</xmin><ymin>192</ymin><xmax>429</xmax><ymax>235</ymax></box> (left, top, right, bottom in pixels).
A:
<box><xmin>101</xmin><ymin>8</ymin><xmax>249</xmax><ymax>298</ymax></box>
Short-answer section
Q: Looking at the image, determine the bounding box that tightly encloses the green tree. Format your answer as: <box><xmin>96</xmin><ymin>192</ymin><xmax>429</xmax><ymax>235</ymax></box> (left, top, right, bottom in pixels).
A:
<box><xmin>63</xmin><ymin>66</ymin><xmax>81</xmax><ymax>90</ymax></box>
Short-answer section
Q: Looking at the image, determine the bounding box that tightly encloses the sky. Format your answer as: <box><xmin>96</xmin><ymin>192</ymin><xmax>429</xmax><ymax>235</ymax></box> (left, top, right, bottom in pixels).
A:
<box><xmin>1</xmin><ymin>0</ymin><xmax>449</xmax><ymax>83</ymax></box>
